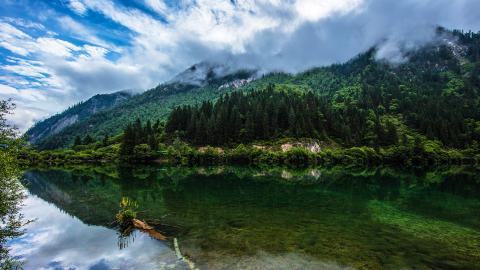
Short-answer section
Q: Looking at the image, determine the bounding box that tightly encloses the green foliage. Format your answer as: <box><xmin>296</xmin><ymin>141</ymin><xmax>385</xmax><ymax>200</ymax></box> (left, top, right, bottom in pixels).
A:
<box><xmin>73</xmin><ymin>136</ymin><xmax>82</xmax><ymax>147</ymax></box>
<box><xmin>281</xmin><ymin>147</ymin><xmax>316</xmax><ymax>167</ymax></box>
<box><xmin>133</xmin><ymin>144</ymin><xmax>153</xmax><ymax>161</ymax></box>
<box><xmin>166</xmin><ymin>86</ymin><xmax>330</xmax><ymax>145</ymax></box>
<box><xmin>226</xmin><ymin>144</ymin><xmax>259</xmax><ymax>164</ymax></box>
<box><xmin>83</xmin><ymin>135</ymin><xmax>95</xmax><ymax>145</ymax></box>
<box><xmin>0</xmin><ymin>100</ymin><xmax>25</xmax><ymax>269</ymax></box>
<box><xmin>119</xmin><ymin>119</ymin><xmax>162</xmax><ymax>162</ymax></box>
<box><xmin>116</xmin><ymin>197</ymin><xmax>138</xmax><ymax>226</ymax></box>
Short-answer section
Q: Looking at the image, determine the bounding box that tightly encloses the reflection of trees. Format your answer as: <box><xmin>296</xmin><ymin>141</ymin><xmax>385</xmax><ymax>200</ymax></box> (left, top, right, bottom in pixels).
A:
<box><xmin>23</xmin><ymin>165</ymin><xmax>480</xmax><ymax>224</ymax></box>
<box><xmin>0</xmin><ymin>168</ymin><xmax>24</xmax><ymax>269</ymax></box>
<box><xmin>117</xmin><ymin>229</ymin><xmax>137</xmax><ymax>250</ymax></box>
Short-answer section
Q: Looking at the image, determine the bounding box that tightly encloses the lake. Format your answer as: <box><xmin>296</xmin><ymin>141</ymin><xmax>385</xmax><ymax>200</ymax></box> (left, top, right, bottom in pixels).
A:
<box><xmin>9</xmin><ymin>165</ymin><xmax>480</xmax><ymax>269</ymax></box>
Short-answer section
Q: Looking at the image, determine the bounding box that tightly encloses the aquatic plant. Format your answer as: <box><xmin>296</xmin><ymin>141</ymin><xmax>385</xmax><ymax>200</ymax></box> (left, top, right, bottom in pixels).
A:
<box><xmin>115</xmin><ymin>197</ymin><xmax>138</xmax><ymax>226</ymax></box>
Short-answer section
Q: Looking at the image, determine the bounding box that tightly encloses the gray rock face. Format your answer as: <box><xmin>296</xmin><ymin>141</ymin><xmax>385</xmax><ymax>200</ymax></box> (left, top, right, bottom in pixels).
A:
<box><xmin>168</xmin><ymin>62</ymin><xmax>233</xmax><ymax>86</ymax></box>
<box><xmin>51</xmin><ymin>115</ymin><xmax>79</xmax><ymax>135</ymax></box>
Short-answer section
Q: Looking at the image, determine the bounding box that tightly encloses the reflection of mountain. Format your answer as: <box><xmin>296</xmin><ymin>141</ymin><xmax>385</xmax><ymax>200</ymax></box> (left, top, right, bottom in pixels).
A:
<box><xmin>23</xmin><ymin>169</ymin><xmax>122</xmax><ymax>226</ymax></box>
<box><xmin>21</xmin><ymin>166</ymin><xmax>480</xmax><ymax>269</ymax></box>
<box><xmin>24</xmin><ymin>171</ymin><xmax>73</xmax><ymax>205</ymax></box>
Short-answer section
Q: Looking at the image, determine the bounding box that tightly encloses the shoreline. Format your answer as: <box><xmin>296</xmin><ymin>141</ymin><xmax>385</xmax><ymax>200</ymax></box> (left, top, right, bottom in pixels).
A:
<box><xmin>18</xmin><ymin>143</ymin><xmax>480</xmax><ymax>169</ymax></box>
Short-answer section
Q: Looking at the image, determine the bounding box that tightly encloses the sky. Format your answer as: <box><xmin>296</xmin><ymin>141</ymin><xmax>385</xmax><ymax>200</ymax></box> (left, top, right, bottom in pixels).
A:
<box><xmin>0</xmin><ymin>0</ymin><xmax>480</xmax><ymax>132</ymax></box>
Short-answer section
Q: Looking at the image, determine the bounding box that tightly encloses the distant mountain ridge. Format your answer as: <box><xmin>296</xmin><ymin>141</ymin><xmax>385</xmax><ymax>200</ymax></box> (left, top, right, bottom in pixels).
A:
<box><xmin>168</xmin><ymin>62</ymin><xmax>251</xmax><ymax>86</ymax></box>
<box><xmin>30</xmin><ymin>63</ymin><xmax>257</xmax><ymax>149</ymax></box>
<box><xmin>26</xmin><ymin>91</ymin><xmax>132</xmax><ymax>144</ymax></box>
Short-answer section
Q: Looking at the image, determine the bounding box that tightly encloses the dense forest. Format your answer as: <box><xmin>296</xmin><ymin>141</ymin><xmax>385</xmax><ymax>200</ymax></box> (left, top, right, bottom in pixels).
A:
<box><xmin>165</xmin><ymin>85</ymin><xmax>400</xmax><ymax>146</ymax></box>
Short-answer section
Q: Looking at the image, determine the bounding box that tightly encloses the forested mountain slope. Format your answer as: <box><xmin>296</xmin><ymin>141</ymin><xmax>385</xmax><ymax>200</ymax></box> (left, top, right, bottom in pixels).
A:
<box><xmin>26</xmin><ymin>91</ymin><xmax>132</xmax><ymax>144</ymax></box>
<box><xmin>31</xmin><ymin>28</ymin><xmax>480</xmax><ymax>150</ymax></box>
<box><xmin>165</xmin><ymin>29</ymin><xmax>480</xmax><ymax>149</ymax></box>
<box><xmin>34</xmin><ymin>63</ymin><xmax>256</xmax><ymax>149</ymax></box>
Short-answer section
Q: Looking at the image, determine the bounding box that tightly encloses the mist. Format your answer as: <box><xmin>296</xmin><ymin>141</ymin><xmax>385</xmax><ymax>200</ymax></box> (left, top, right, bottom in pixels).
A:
<box><xmin>198</xmin><ymin>0</ymin><xmax>480</xmax><ymax>74</ymax></box>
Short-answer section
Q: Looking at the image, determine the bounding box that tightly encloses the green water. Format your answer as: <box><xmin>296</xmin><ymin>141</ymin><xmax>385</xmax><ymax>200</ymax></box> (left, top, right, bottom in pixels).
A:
<box><xmin>14</xmin><ymin>165</ymin><xmax>480</xmax><ymax>269</ymax></box>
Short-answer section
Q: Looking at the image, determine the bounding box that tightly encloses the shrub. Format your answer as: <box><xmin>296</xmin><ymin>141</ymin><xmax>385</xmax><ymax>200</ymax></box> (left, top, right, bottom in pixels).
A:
<box><xmin>192</xmin><ymin>147</ymin><xmax>225</xmax><ymax>164</ymax></box>
<box><xmin>227</xmin><ymin>144</ymin><xmax>262</xmax><ymax>164</ymax></box>
<box><xmin>133</xmin><ymin>144</ymin><xmax>154</xmax><ymax>161</ymax></box>
<box><xmin>254</xmin><ymin>150</ymin><xmax>279</xmax><ymax>164</ymax></box>
<box><xmin>282</xmin><ymin>147</ymin><xmax>315</xmax><ymax>167</ymax></box>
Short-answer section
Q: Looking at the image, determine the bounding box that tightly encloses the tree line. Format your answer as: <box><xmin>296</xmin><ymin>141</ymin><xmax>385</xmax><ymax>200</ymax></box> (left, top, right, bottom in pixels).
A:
<box><xmin>164</xmin><ymin>85</ymin><xmax>400</xmax><ymax>146</ymax></box>
<box><xmin>119</xmin><ymin>119</ymin><xmax>163</xmax><ymax>158</ymax></box>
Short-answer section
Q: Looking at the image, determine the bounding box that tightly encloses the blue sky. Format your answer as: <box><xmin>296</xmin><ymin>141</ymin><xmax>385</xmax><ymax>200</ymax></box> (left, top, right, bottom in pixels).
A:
<box><xmin>1</xmin><ymin>0</ymin><xmax>479</xmax><ymax>131</ymax></box>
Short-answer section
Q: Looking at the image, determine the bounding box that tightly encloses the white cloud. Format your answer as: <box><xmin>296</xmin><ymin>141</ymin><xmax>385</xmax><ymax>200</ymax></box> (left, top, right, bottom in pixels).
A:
<box><xmin>0</xmin><ymin>22</ymin><xmax>82</xmax><ymax>58</ymax></box>
<box><xmin>0</xmin><ymin>21</ymin><xmax>138</xmax><ymax>131</ymax></box>
<box><xmin>0</xmin><ymin>84</ymin><xmax>17</xmax><ymax>95</ymax></box>
<box><xmin>68</xmin><ymin>0</ymin><xmax>88</xmax><ymax>15</ymax></box>
<box><xmin>83</xmin><ymin>44</ymin><xmax>108</xmax><ymax>58</ymax></box>
<box><xmin>56</xmin><ymin>16</ymin><xmax>116</xmax><ymax>50</ymax></box>
<box><xmin>81</xmin><ymin>0</ymin><xmax>169</xmax><ymax>37</ymax></box>
<box><xmin>0</xmin><ymin>17</ymin><xmax>46</xmax><ymax>31</ymax></box>
<box><xmin>36</xmin><ymin>37</ymin><xmax>81</xmax><ymax>57</ymax></box>
<box><xmin>3</xmin><ymin>59</ymin><xmax>48</xmax><ymax>79</ymax></box>
<box><xmin>145</xmin><ymin>0</ymin><xmax>169</xmax><ymax>15</ymax></box>
<box><xmin>0</xmin><ymin>22</ymin><xmax>30</xmax><ymax>39</ymax></box>
<box><xmin>0</xmin><ymin>41</ymin><xmax>29</xmax><ymax>56</ymax></box>
<box><xmin>294</xmin><ymin>0</ymin><xmax>362</xmax><ymax>22</ymax></box>
<box><xmin>0</xmin><ymin>75</ymin><xmax>32</xmax><ymax>87</ymax></box>
<box><xmin>0</xmin><ymin>84</ymin><xmax>53</xmax><ymax>131</ymax></box>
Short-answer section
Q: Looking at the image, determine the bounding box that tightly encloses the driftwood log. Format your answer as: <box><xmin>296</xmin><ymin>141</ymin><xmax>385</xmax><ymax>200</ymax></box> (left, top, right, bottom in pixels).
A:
<box><xmin>132</xmin><ymin>218</ymin><xmax>167</xmax><ymax>241</ymax></box>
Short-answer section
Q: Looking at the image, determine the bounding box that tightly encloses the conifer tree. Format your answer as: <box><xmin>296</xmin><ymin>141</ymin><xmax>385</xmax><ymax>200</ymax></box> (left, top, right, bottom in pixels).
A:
<box><xmin>73</xmin><ymin>136</ymin><xmax>82</xmax><ymax>147</ymax></box>
<box><xmin>120</xmin><ymin>124</ymin><xmax>135</xmax><ymax>157</ymax></box>
<box><xmin>385</xmin><ymin>120</ymin><xmax>398</xmax><ymax>145</ymax></box>
<box><xmin>83</xmin><ymin>135</ymin><xmax>95</xmax><ymax>145</ymax></box>
<box><xmin>102</xmin><ymin>134</ymin><xmax>109</xmax><ymax>147</ymax></box>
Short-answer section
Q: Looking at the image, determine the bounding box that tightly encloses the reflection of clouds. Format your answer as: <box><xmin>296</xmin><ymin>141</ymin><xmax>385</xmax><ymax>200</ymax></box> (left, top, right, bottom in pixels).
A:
<box><xmin>8</xmin><ymin>195</ymin><xmax>187</xmax><ymax>270</ymax></box>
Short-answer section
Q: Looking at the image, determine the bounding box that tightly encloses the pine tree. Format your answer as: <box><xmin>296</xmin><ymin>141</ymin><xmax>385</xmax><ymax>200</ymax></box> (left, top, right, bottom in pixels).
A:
<box><xmin>73</xmin><ymin>136</ymin><xmax>82</xmax><ymax>147</ymax></box>
<box><xmin>120</xmin><ymin>124</ymin><xmax>135</xmax><ymax>157</ymax></box>
<box><xmin>102</xmin><ymin>134</ymin><xmax>109</xmax><ymax>147</ymax></box>
<box><xmin>385</xmin><ymin>120</ymin><xmax>398</xmax><ymax>145</ymax></box>
<box><xmin>134</xmin><ymin>118</ymin><xmax>143</xmax><ymax>144</ymax></box>
<box><xmin>374</xmin><ymin>118</ymin><xmax>386</xmax><ymax>146</ymax></box>
<box><xmin>83</xmin><ymin>135</ymin><xmax>95</xmax><ymax>145</ymax></box>
<box><xmin>288</xmin><ymin>108</ymin><xmax>297</xmax><ymax>136</ymax></box>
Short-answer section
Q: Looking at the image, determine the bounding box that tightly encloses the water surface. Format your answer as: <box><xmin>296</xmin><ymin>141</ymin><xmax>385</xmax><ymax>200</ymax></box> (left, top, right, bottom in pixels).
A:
<box><xmin>10</xmin><ymin>165</ymin><xmax>480</xmax><ymax>269</ymax></box>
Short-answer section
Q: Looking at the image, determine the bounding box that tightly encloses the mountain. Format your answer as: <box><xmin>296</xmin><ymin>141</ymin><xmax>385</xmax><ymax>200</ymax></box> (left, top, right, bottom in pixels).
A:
<box><xmin>30</xmin><ymin>28</ymin><xmax>480</xmax><ymax>150</ymax></box>
<box><xmin>168</xmin><ymin>62</ymin><xmax>249</xmax><ymax>86</ymax></box>
<box><xmin>26</xmin><ymin>91</ymin><xmax>132</xmax><ymax>144</ymax></box>
<box><xmin>32</xmin><ymin>63</ymin><xmax>257</xmax><ymax>149</ymax></box>
<box><xmin>164</xmin><ymin>31</ymin><xmax>480</xmax><ymax>149</ymax></box>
